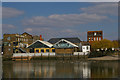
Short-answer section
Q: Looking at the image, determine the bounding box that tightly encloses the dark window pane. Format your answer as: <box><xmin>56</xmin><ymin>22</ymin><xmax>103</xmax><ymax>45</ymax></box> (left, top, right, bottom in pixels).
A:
<box><xmin>52</xmin><ymin>49</ymin><xmax>55</xmax><ymax>52</ymax></box>
<box><xmin>41</xmin><ymin>49</ymin><xmax>44</xmax><ymax>53</ymax></box>
<box><xmin>46</xmin><ymin>49</ymin><xmax>49</xmax><ymax>52</ymax></box>
<box><xmin>36</xmin><ymin>50</ymin><xmax>39</xmax><ymax>53</ymax></box>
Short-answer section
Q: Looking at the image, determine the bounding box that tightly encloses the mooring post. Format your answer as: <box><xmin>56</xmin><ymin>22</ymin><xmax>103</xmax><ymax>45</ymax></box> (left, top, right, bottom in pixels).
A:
<box><xmin>48</xmin><ymin>53</ymin><xmax>49</xmax><ymax>60</ymax></box>
<box><xmin>84</xmin><ymin>52</ymin><xmax>85</xmax><ymax>59</ymax></box>
<box><xmin>78</xmin><ymin>53</ymin><xmax>79</xmax><ymax>59</ymax></box>
<box><xmin>21</xmin><ymin>55</ymin><xmax>22</xmax><ymax>61</ymax></box>
<box><xmin>41</xmin><ymin>53</ymin><xmax>42</xmax><ymax>60</ymax></box>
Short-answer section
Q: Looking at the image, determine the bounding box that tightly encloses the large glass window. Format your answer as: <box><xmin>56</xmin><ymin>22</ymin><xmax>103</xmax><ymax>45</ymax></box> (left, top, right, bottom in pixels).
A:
<box><xmin>36</xmin><ymin>50</ymin><xmax>39</xmax><ymax>53</ymax></box>
<box><xmin>46</xmin><ymin>49</ymin><xmax>49</xmax><ymax>52</ymax></box>
<box><xmin>41</xmin><ymin>49</ymin><xmax>44</xmax><ymax>53</ymax></box>
<box><xmin>52</xmin><ymin>49</ymin><xmax>55</xmax><ymax>52</ymax></box>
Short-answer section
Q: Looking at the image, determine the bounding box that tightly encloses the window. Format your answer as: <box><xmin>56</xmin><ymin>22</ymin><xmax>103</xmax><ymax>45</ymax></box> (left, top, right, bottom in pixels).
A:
<box><xmin>46</xmin><ymin>49</ymin><xmax>49</xmax><ymax>52</ymax></box>
<box><xmin>41</xmin><ymin>49</ymin><xmax>44</xmax><ymax>53</ymax></box>
<box><xmin>94</xmin><ymin>38</ymin><xmax>96</xmax><ymax>41</ymax></box>
<box><xmin>52</xmin><ymin>49</ymin><xmax>55</xmax><ymax>52</ymax></box>
<box><xmin>89</xmin><ymin>37</ymin><xmax>90</xmax><ymax>40</ymax></box>
<box><xmin>99</xmin><ymin>37</ymin><xmax>101</xmax><ymax>41</ymax></box>
<box><xmin>97</xmin><ymin>37</ymin><xmax>98</xmax><ymax>41</ymax></box>
<box><xmin>4</xmin><ymin>42</ymin><xmax>9</xmax><ymax>46</ymax></box>
<box><xmin>18</xmin><ymin>38</ymin><xmax>19</xmax><ymax>41</ymax></box>
<box><xmin>7</xmin><ymin>37</ymin><xmax>11</xmax><ymax>40</ymax></box>
<box><xmin>92</xmin><ymin>38</ymin><xmax>93</xmax><ymax>41</ymax></box>
<box><xmin>8</xmin><ymin>43</ymin><xmax>11</xmax><ymax>46</ymax></box>
<box><xmin>36</xmin><ymin>50</ymin><xmax>39</xmax><ymax>53</ymax></box>
<box><xmin>13</xmin><ymin>42</ymin><xmax>18</xmax><ymax>46</ymax></box>
<box><xmin>8</xmin><ymin>48</ymin><xmax>11</xmax><ymax>51</ymax></box>
<box><xmin>83</xmin><ymin>47</ymin><xmax>85</xmax><ymax>49</ymax></box>
<box><xmin>86</xmin><ymin>46</ymin><xmax>89</xmax><ymax>50</ymax></box>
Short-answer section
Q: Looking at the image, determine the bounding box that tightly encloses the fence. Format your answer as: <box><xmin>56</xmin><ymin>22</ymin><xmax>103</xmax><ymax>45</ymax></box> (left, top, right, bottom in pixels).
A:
<box><xmin>73</xmin><ymin>52</ymin><xmax>89</xmax><ymax>55</ymax></box>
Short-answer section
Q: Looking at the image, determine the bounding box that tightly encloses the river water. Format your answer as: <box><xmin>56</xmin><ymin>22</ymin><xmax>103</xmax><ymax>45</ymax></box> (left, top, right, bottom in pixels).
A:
<box><xmin>2</xmin><ymin>60</ymin><xmax>120</xmax><ymax>78</ymax></box>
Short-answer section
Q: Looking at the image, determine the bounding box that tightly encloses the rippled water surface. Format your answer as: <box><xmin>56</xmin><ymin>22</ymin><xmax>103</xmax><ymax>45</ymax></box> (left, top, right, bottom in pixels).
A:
<box><xmin>2</xmin><ymin>60</ymin><xmax>120</xmax><ymax>78</ymax></box>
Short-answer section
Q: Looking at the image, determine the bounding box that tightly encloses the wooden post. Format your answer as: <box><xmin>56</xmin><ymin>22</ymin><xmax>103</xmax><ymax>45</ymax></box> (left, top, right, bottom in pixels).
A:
<box><xmin>84</xmin><ymin>52</ymin><xmax>85</xmax><ymax>59</ymax></box>
<box><xmin>48</xmin><ymin>53</ymin><xmax>49</xmax><ymax>60</ymax></box>
<box><xmin>78</xmin><ymin>53</ymin><xmax>79</xmax><ymax>59</ymax></box>
<box><xmin>41</xmin><ymin>53</ymin><xmax>42</xmax><ymax>60</ymax></box>
<box><xmin>27</xmin><ymin>55</ymin><xmax>29</xmax><ymax>60</ymax></box>
<box><xmin>70</xmin><ymin>54</ymin><xmax>71</xmax><ymax>60</ymax></box>
<box><xmin>21</xmin><ymin>55</ymin><xmax>22</xmax><ymax>61</ymax></box>
<box><xmin>14</xmin><ymin>57</ymin><xmax>15</xmax><ymax>61</ymax></box>
<box><xmin>55</xmin><ymin>54</ymin><xmax>57</xmax><ymax>60</ymax></box>
<box><xmin>63</xmin><ymin>54</ymin><xmax>64</xmax><ymax>60</ymax></box>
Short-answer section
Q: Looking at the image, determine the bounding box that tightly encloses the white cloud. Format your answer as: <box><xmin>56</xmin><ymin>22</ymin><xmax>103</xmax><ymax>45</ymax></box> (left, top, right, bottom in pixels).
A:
<box><xmin>3</xmin><ymin>24</ymin><xmax>16</xmax><ymax>28</ymax></box>
<box><xmin>24</xmin><ymin>28</ymin><xmax>33</xmax><ymax>32</ymax></box>
<box><xmin>24</xmin><ymin>27</ymin><xmax>86</xmax><ymax>40</ymax></box>
<box><xmin>2</xmin><ymin>7</ymin><xmax>24</xmax><ymax>18</ymax></box>
<box><xmin>81</xmin><ymin>3</ymin><xmax>118</xmax><ymax>16</ymax></box>
<box><xmin>2</xmin><ymin>24</ymin><xmax>16</xmax><ymax>33</ymax></box>
<box><xmin>23</xmin><ymin>13</ymin><xmax>108</xmax><ymax>27</ymax></box>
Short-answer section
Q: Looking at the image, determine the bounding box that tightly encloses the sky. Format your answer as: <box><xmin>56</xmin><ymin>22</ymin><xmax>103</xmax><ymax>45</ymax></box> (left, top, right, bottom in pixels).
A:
<box><xmin>2</xmin><ymin>2</ymin><xmax>118</xmax><ymax>41</ymax></box>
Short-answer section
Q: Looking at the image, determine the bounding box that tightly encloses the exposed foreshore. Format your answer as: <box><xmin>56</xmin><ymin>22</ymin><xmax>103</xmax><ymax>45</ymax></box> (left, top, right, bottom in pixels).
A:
<box><xmin>88</xmin><ymin>55</ymin><xmax>120</xmax><ymax>61</ymax></box>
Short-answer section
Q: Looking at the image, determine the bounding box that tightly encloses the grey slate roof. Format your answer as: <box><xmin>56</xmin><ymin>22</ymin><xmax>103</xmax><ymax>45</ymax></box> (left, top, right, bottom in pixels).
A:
<box><xmin>28</xmin><ymin>40</ymin><xmax>52</xmax><ymax>48</ymax></box>
<box><xmin>48</xmin><ymin>37</ymin><xmax>81</xmax><ymax>44</ymax></box>
<box><xmin>81</xmin><ymin>41</ymin><xmax>90</xmax><ymax>46</ymax></box>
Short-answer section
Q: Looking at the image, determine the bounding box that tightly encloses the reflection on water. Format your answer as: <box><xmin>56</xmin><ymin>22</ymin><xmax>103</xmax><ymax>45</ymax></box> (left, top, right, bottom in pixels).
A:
<box><xmin>2</xmin><ymin>60</ymin><xmax>119</xmax><ymax>78</ymax></box>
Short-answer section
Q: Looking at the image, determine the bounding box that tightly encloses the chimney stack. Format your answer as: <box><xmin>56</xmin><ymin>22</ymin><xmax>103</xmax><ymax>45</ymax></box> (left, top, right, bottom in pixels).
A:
<box><xmin>40</xmin><ymin>35</ymin><xmax>43</xmax><ymax>40</ymax></box>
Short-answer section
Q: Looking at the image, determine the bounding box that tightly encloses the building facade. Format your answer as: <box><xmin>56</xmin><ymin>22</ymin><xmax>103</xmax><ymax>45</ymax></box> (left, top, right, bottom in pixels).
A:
<box><xmin>81</xmin><ymin>41</ymin><xmax>91</xmax><ymax>53</ymax></box>
<box><xmin>3</xmin><ymin>32</ymin><xmax>41</xmax><ymax>56</ymax></box>
<box><xmin>48</xmin><ymin>37</ymin><xmax>81</xmax><ymax>55</ymax></box>
<box><xmin>87</xmin><ymin>31</ymin><xmax>103</xmax><ymax>42</ymax></box>
<box><xmin>27</xmin><ymin>40</ymin><xmax>55</xmax><ymax>53</ymax></box>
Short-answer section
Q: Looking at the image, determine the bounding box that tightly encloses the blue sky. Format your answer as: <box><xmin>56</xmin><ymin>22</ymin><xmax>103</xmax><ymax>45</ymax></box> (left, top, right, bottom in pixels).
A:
<box><xmin>2</xmin><ymin>2</ymin><xmax>118</xmax><ymax>41</ymax></box>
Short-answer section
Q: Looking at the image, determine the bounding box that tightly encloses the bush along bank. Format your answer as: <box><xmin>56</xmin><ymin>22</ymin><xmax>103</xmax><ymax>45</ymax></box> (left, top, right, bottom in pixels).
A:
<box><xmin>88</xmin><ymin>50</ymin><xmax>119</xmax><ymax>58</ymax></box>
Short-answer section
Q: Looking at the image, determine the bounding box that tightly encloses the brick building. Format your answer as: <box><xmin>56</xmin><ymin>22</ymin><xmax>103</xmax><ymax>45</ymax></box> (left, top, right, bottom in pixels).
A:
<box><xmin>87</xmin><ymin>31</ymin><xmax>103</xmax><ymax>42</ymax></box>
<box><xmin>3</xmin><ymin>32</ymin><xmax>42</xmax><ymax>56</ymax></box>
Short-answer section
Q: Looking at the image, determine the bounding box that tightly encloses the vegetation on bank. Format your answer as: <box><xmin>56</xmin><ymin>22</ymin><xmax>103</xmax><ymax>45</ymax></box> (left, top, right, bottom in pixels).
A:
<box><xmin>88</xmin><ymin>51</ymin><xmax>119</xmax><ymax>58</ymax></box>
<box><xmin>91</xmin><ymin>39</ymin><xmax>119</xmax><ymax>50</ymax></box>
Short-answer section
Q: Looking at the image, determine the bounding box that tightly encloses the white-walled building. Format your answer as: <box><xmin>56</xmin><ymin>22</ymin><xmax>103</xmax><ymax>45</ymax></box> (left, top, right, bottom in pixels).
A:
<box><xmin>81</xmin><ymin>42</ymin><xmax>91</xmax><ymax>53</ymax></box>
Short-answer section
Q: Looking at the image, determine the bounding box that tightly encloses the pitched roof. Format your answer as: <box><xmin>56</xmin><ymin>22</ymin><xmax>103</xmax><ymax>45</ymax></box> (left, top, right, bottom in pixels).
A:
<box><xmin>48</xmin><ymin>37</ymin><xmax>81</xmax><ymax>44</ymax></box>
<box><xmin>54</xmin><ymin>39</ymin><xmax>78</xmax><ymax>47</ymax></box>
<box><xmin>81</xmin><ymin>41</ymin><xmax>90</xmax><ymax>46</ymax></box>
<box><xmin>27</xmin><ymin>40</ymin><xmax>53</xmax><ymax>48</ymax></box>
<box><xmin>22</xmin><ymin>32</ymin><xmax>33</xmax><ymax>37</ymax></box>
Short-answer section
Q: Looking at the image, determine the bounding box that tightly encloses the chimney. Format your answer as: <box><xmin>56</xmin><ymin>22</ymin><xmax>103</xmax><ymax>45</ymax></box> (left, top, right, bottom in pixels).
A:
<box><xmin>40</xmin><ymin>35</ymin><xmax>43</xmax><ymax>40</ymax></box>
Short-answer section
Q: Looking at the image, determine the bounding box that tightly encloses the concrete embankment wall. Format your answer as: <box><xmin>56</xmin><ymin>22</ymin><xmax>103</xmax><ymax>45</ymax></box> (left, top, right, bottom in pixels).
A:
<box><xmin>13</xmin><ymin>53</ymin><xmax>56</xmax><ymax>57</ymax></box>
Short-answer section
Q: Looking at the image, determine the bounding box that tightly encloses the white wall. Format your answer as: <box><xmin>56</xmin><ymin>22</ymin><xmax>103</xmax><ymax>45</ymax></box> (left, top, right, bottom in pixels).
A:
<box><xmin>82</xmin><ymin>46</ymin><xmax>90</xmax><ymax>52</ymax></box>
<box><xmin>73</xmin><ymin>52</ymin><xmax>89</xmax><ymax>55</ymax></box>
